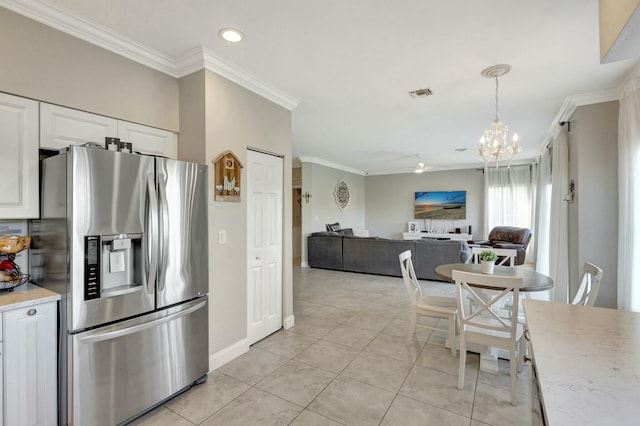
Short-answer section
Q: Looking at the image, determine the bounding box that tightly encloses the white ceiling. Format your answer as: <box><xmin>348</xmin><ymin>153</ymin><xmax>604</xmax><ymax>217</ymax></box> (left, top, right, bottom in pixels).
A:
<box><xmin>6</xmin><ymin>0</ymin><xmax>639</xmax><ymax>174</ymax></box>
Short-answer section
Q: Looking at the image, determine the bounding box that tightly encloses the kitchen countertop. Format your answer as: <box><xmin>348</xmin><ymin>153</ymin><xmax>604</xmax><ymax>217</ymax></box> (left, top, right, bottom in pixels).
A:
<box><xmin>0</xmin><ymin>283</ymin><xmax>60</xmax><ymax>312</ymax></box>
<box><xmin>523</xmin><ymin>299</ymin><xmax>640</xmax><ymax>425</ymax></box>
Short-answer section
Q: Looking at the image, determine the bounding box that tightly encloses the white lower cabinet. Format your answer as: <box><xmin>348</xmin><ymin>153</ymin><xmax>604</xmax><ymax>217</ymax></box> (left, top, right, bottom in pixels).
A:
<box><xmin>3</xmin><ymin>301</ymin><xmax>57</xmax><ymax>426</ymax></box>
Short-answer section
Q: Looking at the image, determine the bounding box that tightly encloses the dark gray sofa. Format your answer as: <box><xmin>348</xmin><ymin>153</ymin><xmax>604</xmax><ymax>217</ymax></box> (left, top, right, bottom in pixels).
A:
<box><xmin>307</xmin><ymin>233</ymin><xmax>472</xmax><ymax>281</ymax></box>
<box><xmin>343</xmin><ymin>237</ymin><xmax>415</xmax><ymax>276</ymax></box>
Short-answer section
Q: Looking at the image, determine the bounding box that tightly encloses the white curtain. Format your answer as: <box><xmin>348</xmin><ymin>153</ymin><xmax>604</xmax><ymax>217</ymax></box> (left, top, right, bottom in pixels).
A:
<box><xmin>483</xmin><ymin>166</ymin><xmax>535</xmax><ymax>262</ymax></box>
<box><xmin>617</xmin><ymin>76</ymin><xmax>640</xmax><ymax>312</ymax></box>
<box><xmin>534</xmin><ymin>150</ymin><xmax>552</xmax><ymax>276</ymax></box>
<box><xmin>548</xmin><ymin>126</ymin><xmax>569</xmax><ymax>303</ymax></box>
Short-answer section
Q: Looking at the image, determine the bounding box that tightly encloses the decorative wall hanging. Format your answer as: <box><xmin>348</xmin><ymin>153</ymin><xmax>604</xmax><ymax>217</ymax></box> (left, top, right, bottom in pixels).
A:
<box><xmin>334</xmin><ymin>178</ymin><xmax>350</xmax><ymax>211</ymax></box>
<box><xmin>212</xmin><ymin>150</ymin><xmax>244</xmax><ymax>202</ymax></box>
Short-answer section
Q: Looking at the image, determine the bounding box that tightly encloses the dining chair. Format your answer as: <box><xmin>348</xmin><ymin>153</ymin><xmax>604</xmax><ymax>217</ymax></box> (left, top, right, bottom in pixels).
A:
<box><xmin>571</xmin><ymin>262</ymin><xmax>604</xmax><ymax>306</ymax></box>
<box><xmin>471</xmin><ymin>247</ymin><xmax>519</xmax><ymax>318</ymax></box>
<box><xmin>399</xmin><ymin>250</ymin><xmax>458</xmax><ymax>356</ymax></box>
<box><xmin>452</xmin><ymin>269</ymin><xmax>524</xmax><ymax>406</ymax></box>
<box><xmin>471</xmin><ymin>247</ymin><xmax>517</xmax><ymax>266</ymax></box>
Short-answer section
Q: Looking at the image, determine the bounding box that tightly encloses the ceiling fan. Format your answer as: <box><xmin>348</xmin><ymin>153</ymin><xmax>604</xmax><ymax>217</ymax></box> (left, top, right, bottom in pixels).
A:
<box><xmin>414</xmin><ymin>162</ymin><xmax>432</xmax><ymax>174</ymax></box>
<box><xmin>413</xmin><ymin>154</ymin><xmax>432</xmax><ymax>174</ymax></box>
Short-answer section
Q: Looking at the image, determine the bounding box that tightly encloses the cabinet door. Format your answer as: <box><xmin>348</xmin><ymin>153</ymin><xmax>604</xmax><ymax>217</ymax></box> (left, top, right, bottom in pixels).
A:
<box><xmin>40</xmin><ymin>103</ymin><xmax>118</xmax><ymax>151</ymax></box>
<box><xmin>0</xmin><ymin>341</ymin><xmax>3</xmax><ymax>426</ymax></box>
<box><xmin>4</xmin><ymin>302</ymin><xmax>57</xmax><ymax>426</ymax></box>
<box><xmin>0</xmin><ymin>93</ymin><xmax>39</xmax><ymax>219</ymax></box>
<box><xmin>118</xmin><ymin>120</ymin><xmax>178</xmax><ymax>158</ymax></box>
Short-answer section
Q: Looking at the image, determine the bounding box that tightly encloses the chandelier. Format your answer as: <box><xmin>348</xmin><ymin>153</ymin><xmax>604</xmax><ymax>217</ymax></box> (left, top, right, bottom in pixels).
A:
<box><xmin>478</xmin><ymin>64</ymin><xmax>521</xmax><ymax>168</ymax></box>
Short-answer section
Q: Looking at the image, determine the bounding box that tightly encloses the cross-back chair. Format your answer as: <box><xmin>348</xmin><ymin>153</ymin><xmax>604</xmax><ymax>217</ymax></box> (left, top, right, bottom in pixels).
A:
<box><xmin>399</xmin><ymin>250</ymin><xmax>458</xmax><ymax>357</ymax></box>
<box><xmin>453</xmin><ymin>269</ymin><xmax>524</xmax><ymax>406</ymax></box>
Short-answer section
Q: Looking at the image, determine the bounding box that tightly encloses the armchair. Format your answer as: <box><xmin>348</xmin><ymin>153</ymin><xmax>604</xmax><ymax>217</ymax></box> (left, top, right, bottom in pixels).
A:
<box><xmin>469</xmin><ymin>226</ymin><xmax>531</xmax><ymax>265</ymax></box>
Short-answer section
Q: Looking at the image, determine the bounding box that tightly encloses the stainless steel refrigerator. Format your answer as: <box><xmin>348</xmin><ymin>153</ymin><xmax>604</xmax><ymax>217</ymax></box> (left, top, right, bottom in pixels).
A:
<box><xmin>35</xmin><ymin>146</ymin><xmax>209</xmax><ymax>425</ymax></box>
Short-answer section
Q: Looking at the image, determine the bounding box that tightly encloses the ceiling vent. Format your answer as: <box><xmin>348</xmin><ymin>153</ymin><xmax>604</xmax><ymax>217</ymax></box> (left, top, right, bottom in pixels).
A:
<box><xmin>409</xmin><ymin>88</ymin><xmax>433</xmax><ymax>99</ymax></box>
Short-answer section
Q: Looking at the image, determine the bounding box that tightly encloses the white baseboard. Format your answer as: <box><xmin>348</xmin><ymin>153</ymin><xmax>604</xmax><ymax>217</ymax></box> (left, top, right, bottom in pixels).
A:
<box><xmin>301</xmin><ymin>261</ymin><xmax>309</xmax><ymax>267</ymax></box>
<box><xmin>283</xmin><ymin>314</ymin><xmax>295</xmax><ymax>329</ymax></box>
<box><xmin>209</xmin><ymin>338</ymin><xmax>249</xmax><ymax>372</ymax></box>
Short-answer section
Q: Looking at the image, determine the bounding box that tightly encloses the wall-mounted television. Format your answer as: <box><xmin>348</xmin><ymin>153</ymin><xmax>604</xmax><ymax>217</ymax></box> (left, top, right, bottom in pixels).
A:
<box><xmin>415</xmin><ymin>191</ymin><xmax>466</xmax><ymax>220</ymax></box>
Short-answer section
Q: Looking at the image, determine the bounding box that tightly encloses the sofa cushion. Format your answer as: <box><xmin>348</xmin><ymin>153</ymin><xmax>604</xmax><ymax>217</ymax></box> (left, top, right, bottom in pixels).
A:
<box><xmin>311</xmin><ymin>231</ymin><xmax>343</xmax><ymax>237</ymax></box>
<box><xmin>307</xmin><ymin>235</ymin><xmax>343</xmax><ymax>269</ymax></box>
<box><xmin>414</xmin><ymin>239</ymin><xmax>472</xmax><ymax>281</ymax></box>
<box><xmin>342</xmin><ymin>238</ymin><xmax>415</xmax><ymax>276</ymax></box>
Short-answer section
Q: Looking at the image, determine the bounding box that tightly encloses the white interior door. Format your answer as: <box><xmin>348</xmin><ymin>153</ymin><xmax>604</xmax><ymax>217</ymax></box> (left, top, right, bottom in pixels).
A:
<box><xmin>247</xmin><ymin>150</ymin><xmax>283</xmax><ymax>344</ymax></box>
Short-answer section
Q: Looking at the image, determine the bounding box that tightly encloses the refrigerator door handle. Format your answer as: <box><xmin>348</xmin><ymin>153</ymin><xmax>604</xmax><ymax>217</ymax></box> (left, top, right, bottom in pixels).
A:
<box><xmin>79</xmin><ymin>299</ymin><xmax>207</xmax><ymax>344</ymax></box>
<box><xmin>146</xmin><ymin>175</ymin><xmax>159</xmax><ymax>294</ymax></box>
<box><xmin>157</xmin><ymin>174</ymin><xmax>170</xmax><ymax>292</ymax></box>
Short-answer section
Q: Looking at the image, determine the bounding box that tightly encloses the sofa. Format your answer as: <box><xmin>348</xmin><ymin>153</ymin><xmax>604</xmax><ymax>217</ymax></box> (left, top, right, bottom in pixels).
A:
<box><xmin>469</xmin><ymin>226</ymin><xmax>531</xmax><ymax>265</ymax></box>
<box><xmin>307</xmin><ymin>232</ymin><xmax>472</xmax><ymax>281</ymax></box>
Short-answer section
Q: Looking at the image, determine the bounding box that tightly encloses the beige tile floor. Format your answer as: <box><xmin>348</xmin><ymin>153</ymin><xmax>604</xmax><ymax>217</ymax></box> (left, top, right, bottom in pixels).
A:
<box><xmin>132</xmin><ymin>267</ymin><xmax>531</xmax><ymax>426</ymax></box>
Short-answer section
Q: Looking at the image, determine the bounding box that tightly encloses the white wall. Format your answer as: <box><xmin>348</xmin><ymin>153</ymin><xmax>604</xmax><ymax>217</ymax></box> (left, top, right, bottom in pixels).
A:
<box><xmin>200</xmin><ymin>70</ymin><xmax>293</xmax><ymax>360</ymax></box>
<box><xmin>365</xmin><ymin>169</ymin><xmax>484</xmax><ymax>239</ymax></box>
<box><xmin>567</xmin><ymin>101</ymin><xmax>619</xmax><ymax>309</ymax></box>
<box><xmin>0</xmin><ymin>8</ymin><xmax>179</xmax><ymax>131</ymax></box>
<box><xmin>300</xmin><ymin>162</ymin><xmax>365</xmax><ymax>265</ymax></box>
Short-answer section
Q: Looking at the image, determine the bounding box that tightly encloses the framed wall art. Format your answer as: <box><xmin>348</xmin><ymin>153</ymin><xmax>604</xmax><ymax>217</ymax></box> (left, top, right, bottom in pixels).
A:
<box><xmin>212</xmin><ymin>150</ymin><xmax>244</xmax><ymax>202</ymax></box>
<box><xmin>334</xmin><ymin>178</ymin><xmax>350</xmax><ymax>211</ymax></box>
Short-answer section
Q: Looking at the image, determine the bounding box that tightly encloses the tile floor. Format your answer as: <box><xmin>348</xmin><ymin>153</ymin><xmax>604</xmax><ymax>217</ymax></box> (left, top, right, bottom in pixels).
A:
<box><xmin>132</xmin><ymin>267</ymin><xmax>531</xmax><ymax>426</ymax></box>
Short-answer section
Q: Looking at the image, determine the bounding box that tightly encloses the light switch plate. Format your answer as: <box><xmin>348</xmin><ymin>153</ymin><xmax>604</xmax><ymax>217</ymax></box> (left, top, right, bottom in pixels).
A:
<box><xmin>218</xmin><ymin>229</ymin><xmax>226</xmax><ymax>245</ymax></box>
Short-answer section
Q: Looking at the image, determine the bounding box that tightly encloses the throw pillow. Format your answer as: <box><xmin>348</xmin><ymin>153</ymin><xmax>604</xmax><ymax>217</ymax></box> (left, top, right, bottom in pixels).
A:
<box><xmin>326</xmin><ymin>222</ymin><xmax>341</xmax><ymax>232</ymax></box>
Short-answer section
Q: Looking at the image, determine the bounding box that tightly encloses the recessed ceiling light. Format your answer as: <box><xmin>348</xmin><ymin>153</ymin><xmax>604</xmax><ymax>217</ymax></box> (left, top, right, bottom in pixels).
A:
<box><xmin>219</xmin><ymin>28</ymin><xmax>244</xmax><ymax>43</ymax></box>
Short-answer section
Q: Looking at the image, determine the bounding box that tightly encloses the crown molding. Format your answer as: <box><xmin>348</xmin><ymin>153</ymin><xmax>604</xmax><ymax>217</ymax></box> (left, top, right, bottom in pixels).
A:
<box><xmin>200</xmin><ymin>48</ymin><xmax>299</xmax><ymax>111</ymax></box>
<box><xmin>0</xmin><ymin>0</ymin><xmax>177</xmax><ymax>75</ymax></box>
<box><xmin>540</xmin><ymin>85</ymin><xmax>623</xmax><ymax>152</ymax></box>
<box><xmin>297</xmin><ymin>157</ymin><xmax>367</xmax><ymax>176</ymax></box>
<box><xmin>0</xmin><ymin>0</ymin><xmax>299</xmax><ymax>111</ymax></box>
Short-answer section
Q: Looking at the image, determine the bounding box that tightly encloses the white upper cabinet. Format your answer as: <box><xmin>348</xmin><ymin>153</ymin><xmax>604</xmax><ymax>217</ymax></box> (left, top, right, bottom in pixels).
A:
<box><xmin>40</xmin><ymin>103</ymin><xmax>118</xmax><ymax>151</ymax></box>
<box><xmin>40</xmin><ymin>103</ymin><xmax>177</xmax><ymax>158</ymax></box>
<box><xmin>117</xmin><ymin>120</ymin><xmax>177</xmax><ymax>159</ymax></box>
<box><xmin>0</xmin><ymin>93</ymin><xmax>39</xmax><ymax>219</ymax></box>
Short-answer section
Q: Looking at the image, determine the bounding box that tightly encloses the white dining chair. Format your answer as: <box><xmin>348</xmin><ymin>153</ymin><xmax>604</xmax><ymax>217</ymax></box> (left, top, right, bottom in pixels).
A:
<box><xmin>399</xmin><ymin>250</ymin><xmax>458</xmax><ymax>356</ymax></box>
<box><xmin>471</xmin><ymin>247</ymin><xmax>517</xmax><ymax>266</ymax></box>
<box><xmin>453</xmin><ymin>269</ymin><xmax>524</xmax><ymax>406</ymax></box>
<box><xmin>571</xmin><ymin>262</ymin><xmax>604</xmax><ymax>306</ymax></box>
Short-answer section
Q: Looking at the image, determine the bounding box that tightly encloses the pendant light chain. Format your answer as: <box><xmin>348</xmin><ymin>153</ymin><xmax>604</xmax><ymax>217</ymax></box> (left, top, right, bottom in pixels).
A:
<box><xmin>494</xmin><ymin>76</ymin><xmax>500</xmax><ymax>122</ymax></box>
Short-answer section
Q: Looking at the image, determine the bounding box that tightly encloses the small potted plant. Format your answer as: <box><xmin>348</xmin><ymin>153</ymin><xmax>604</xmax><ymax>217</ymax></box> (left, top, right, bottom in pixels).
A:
<box><xmin>479</xmin><ymin>250</ymin><xmax>498</xmax><ymax>274</ymax></box>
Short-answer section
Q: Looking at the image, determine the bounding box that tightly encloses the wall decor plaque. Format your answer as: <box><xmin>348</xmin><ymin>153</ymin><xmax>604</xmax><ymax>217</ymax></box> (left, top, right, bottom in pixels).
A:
<box><xmin>334</xmin><ymin>178</ymin><xmax>350</xmax><ymax>211</ymax></box>
<box><xmin>212</xmin><ymin>150</ymin><xmax>244</xmax><ymax>202</ymax></box>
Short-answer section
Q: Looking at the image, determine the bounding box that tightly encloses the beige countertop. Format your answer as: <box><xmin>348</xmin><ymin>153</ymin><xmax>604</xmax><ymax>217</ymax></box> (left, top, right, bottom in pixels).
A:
<box><xmin>524</xmin><ymin>299</ymin><xmax>640</xmax><ymax>425</ymax></box>
<box><xmin>0</xmin><ymin>283</ymin><xmax>60</xmax><ymax>312</ymax></box>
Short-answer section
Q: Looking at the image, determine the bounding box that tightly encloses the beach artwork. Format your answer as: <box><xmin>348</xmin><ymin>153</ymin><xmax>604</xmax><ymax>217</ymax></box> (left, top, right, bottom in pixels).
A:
<box><xmin>414</xmin><ymin>191</ymin><xmax>466</xmax><ymax>220</ymax></box>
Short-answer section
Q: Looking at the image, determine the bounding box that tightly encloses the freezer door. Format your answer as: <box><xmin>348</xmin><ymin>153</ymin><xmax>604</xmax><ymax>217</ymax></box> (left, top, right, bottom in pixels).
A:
<box><xmin>156</xmin><ymin>158</ymin><xmax>208</xmax><ymax>308</ymax></box>
<box><xmin>68</xmin><ymin>297</ymin><xmax>209</xmax><ymax>426</ymax></box>
<box><xmin>68</xmin><ymin>147</ymin><xmax>156</xmax><ymax>331</ymax></box>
